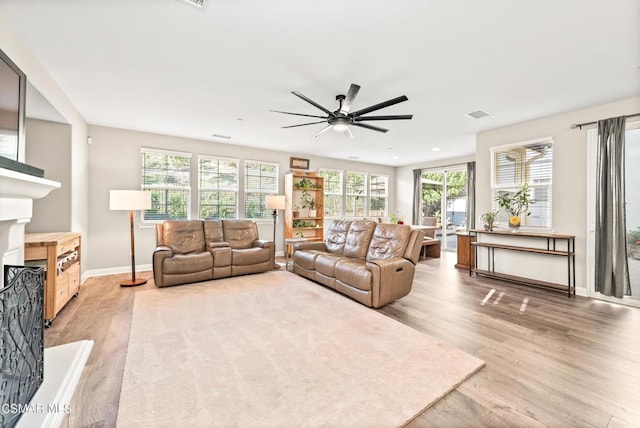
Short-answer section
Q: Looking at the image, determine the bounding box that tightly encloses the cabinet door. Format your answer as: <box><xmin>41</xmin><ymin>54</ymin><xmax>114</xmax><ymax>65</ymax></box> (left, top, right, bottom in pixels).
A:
<box><xmin>54</xmin><ymin>271</ymin><xmax>70</xmax><ymax>313</ymax></box>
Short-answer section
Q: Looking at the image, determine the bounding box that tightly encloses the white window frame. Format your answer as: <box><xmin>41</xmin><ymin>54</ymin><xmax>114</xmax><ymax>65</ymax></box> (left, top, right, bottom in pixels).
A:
<box><xmin>141</xmin><ymin>147</ymin><xmax>192</xmax><ymax>222</ymax></box>
<box><xmin>198</xmin><ymin>154</ymin><xmax>239</xmax><ymax>219</ymax></box>
<box><xmin>490</xmin><ymin>137</ymin><xmax>553</xmax><ymax>229</ymax></box>
<box><xmin>369</xmin><ymin>174</ymin><xmax>389</xmax><ymax>217</ymax></box>
<box><xmin>345</xmin><ymin>171</ymin><xmax>368</xmax><ymax>217</ymax></box>
<box><xmin>319</xmin><ymin>168</ymin><xmax>344</xmax><ymax>218</ymax></box>
<box><xmin>244</xmin><ymin>159</ymin><xmax>279</xmax><ymax>219</ymax></box>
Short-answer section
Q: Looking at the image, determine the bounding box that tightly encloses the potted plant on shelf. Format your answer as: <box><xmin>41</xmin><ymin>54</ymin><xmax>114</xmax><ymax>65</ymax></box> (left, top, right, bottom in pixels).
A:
<box><xmin>496</xmin><ymin>183</ymin><xmax>534</xmax><ymax>229</ymax></box>
<box><xmin>480</xmin><ymin>210</ymin><xmax>499</xmax><ymax>231</ymax></box>
<box><xmin>292</xmin><ymin>205</ymin><xmax>300</xmax><ymax>218</ymax></box>
<box><xmin>301</xmin><ymin>189</ymin><xmax>317</xmax><ymax>217</ymax></box>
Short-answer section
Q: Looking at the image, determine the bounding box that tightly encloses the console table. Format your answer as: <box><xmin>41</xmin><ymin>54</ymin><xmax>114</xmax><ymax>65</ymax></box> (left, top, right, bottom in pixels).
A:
<box><xmin>469</xmin><ymin>229</ymin><xmax>575</xmax><ymax>297</ymax></box>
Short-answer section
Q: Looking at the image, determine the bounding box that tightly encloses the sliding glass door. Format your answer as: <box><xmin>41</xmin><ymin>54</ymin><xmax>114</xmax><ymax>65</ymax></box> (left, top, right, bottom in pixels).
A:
<box><xmin>625</xmin><ymin>126</ymin><xmax>640</xmax><ymax>300</ymax></box>
<box><xmin>421</xmin><ymin>167</ymin><xmax>468</xmax><ymax>251</ymax></box>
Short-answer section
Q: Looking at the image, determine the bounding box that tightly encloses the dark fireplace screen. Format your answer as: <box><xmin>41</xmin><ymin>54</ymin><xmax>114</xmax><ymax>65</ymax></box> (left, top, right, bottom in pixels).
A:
<box><xmin>0</xmin><ymin>265</ymin><xmax>44</xmax><ymax>428</ymax></box>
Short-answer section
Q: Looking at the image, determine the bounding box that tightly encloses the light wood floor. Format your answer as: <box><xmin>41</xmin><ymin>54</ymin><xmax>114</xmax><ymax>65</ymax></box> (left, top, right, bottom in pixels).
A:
<box><xmin>48</xmin><ymin>253</ymin><xmax>640</xmax><ymax>428</ymax></box>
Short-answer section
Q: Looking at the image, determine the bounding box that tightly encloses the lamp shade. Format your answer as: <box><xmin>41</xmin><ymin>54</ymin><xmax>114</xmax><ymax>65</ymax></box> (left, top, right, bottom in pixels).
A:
<box><xmin>110</xmin><ymin>190</ymin><xmax>152</xmax><ymax>211</ymax></box>
<box><xmin>265</xmin><ymin>195</ymin><xmax>286</xmax><ymax>210</ymax></box>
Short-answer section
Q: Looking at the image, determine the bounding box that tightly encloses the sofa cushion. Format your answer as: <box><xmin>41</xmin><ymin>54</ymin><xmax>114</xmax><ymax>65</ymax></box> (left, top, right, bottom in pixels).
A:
<box><xmin>335</xmin><ymin>258</ymin><xmax>372</xmax><ymax>291</ymax></box>
<box><xmin>163</xmin><ymin>252</ymin><xmax>213</xmax><ymax>274</ymax></box>
<box><xmin>162</xmin><ymin>220</ymin><xmax>205</xmax><ymax>254</ymax></box>
<box><xmin>325</xmin><ymin>220</ymin><xmax>352</xmax><ymax>254</ymax></box>
<box><xmin>315</xmin><ymin>253</ymin><xmax>345</xmax><ymax>278</ymax></box>
<box><xmin>204</xmin><ymin>220</ymin><xmax>225</xmax><ymax>249</ymax></box>
<box><xmin>232</xmin><ymin>247</ymin><xmax>271</xmax><ymax>266</ymax></box>
<box><xmin>294</xmin><ymin>250</ymin><xmax>323</xmax><ymax>271</ymax></box>
<box><xmin>366</xmin><ymin>223</ymin><xmax>411</xmax><ymax>261</ymax></box>
<box><xmin>343</xmin><ymin>220</ymin><xmax>376</xmax><ymax>259</ymax></box>
<box><xmin>223</xmin><ymin>220</ymin><xmax>259</xmax><ymax>249</ymax></box>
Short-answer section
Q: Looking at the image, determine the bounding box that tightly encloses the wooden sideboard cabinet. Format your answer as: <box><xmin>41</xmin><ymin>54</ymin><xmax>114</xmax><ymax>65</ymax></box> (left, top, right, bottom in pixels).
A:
<box><xmin>25</xmin><ymin>232</ymin><xmax>81</xmax><ymax>326</ymax></box>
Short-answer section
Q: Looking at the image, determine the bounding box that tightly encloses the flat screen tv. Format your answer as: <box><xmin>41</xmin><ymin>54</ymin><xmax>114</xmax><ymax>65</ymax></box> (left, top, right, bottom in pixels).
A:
<box><xmin>0</xmin><ymin>47</ymin><xmax>26</xmax><ymax>162</ymax></box>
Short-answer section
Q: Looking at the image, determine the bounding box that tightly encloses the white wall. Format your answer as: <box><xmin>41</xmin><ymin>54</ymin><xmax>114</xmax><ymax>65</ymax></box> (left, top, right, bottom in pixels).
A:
<box><xmin>87</xmin><ymin>125</ymin><xmax>395</xmax><ymax>273</ymax></box>
<box><xmin>25</xmin><ymin>118</ymin><xmax>72</xmax><ymax>232</ymax></box>
<box><xmin>476</xmin><ymin>97</ymin><xmax>640</xmax><ymax>294</ymax></box>
<box><xmin>0</xmin><ymin>10</ymin><xmax>90</xmax><ymax>275</ymax></box>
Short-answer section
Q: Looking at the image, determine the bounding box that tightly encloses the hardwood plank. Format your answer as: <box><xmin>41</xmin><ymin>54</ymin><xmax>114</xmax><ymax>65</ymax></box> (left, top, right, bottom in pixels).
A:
<box><xmin>46</xmin><ymin>253</ymin><xmax>640</xmax><ymax>427</ymax></box>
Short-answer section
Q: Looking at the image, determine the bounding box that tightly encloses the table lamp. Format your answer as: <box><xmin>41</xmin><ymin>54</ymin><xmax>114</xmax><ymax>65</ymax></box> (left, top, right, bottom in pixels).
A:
<box><xmin>110</xmin><ymin>190</ymin><xmax>151</xmax><ymax>287</ymax></box>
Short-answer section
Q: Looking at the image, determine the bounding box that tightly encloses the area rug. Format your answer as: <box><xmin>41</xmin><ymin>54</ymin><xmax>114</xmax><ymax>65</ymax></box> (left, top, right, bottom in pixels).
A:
<box><xmin>117</xmin><ymin>271</ymin><xmax>484</xmax><ymax>427</ymax></box>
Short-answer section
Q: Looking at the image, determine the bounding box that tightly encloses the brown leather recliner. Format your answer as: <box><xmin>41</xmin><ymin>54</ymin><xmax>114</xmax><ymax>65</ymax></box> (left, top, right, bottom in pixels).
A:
<box><xmin>153</xmin><ymin>219</ymin><xmax>274</xmax><ymax>287</ymax></box>
<box><xmin>293</xmin><ymin>219</ymin><xmax>424</xmax><ymax>308</ymax></box>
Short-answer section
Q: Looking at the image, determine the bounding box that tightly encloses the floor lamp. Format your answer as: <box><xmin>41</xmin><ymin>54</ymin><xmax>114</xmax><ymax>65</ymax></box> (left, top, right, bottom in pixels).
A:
<box><xmin>110</xmin><ymin>190</ymin><xmax>151</xmax><ymax>287</ymax></box>
<box><xmin>266</xmin><ymin>195</ymin><xmax>285</xmax><ymax>269</ymax></box>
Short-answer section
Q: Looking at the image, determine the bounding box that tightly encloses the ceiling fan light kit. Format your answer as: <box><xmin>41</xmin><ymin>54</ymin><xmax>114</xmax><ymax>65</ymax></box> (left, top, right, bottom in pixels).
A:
<box><xmin>271</xmin><ymin>83</ymin><xmax>413</xmax><ymax>138</ymax></box>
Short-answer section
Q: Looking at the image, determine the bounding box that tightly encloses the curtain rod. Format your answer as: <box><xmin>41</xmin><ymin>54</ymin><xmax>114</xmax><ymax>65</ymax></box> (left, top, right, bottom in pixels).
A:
<box><xmin>572</xmin><ymin>113</ymin><xmax>640</xmax><ymax>130</ymax></box>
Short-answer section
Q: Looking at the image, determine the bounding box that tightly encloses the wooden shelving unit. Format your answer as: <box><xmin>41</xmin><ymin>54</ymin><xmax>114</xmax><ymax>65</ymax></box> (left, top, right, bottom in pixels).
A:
<box><xmin>284</xmin><ymin>171</ymin><xmax>324</xmax><ymax>251</ymax></box>
<box><xmin>469</xmin><ymin>229</ymin><xmax>575</xmax><ymax>297</ymax></box>
<box><xmin>24</xmin><ymin>232</ymin><xmax>81</xmax><ymax>326</ymax></box>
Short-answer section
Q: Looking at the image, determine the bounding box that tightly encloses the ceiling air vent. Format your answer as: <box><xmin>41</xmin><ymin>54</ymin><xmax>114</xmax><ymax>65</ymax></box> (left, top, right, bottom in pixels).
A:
<box><xmin>212</xmin><ymin>133</ymin><xmax>231</xmax><ymax>139</ymax></box>
<box><xmin>180</xmin><ymin>0</ymin><xmax>205</xmax><ymax>8</ymax></box>
<box><xmin>466</xmin><ymin>110</ymin><xmax>491</xmax><ymax>119</ymax></box>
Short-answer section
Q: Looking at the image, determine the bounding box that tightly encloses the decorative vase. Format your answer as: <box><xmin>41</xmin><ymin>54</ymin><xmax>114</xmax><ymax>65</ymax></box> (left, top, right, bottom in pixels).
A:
<box><xmin>309</xmin><ymin>209</ymin><xmax>317</xmax><ymax>218</ymax></box>
<box><xmin>508</xmin><ymin>215</ymin><xmax>521</xmax><ymax>229</ymax></box>
<box><xmin>292</xmin><ymin>211</ymin><xmax>299</xmax><ymax>218</ymax></box>
<box><xmin>484</xmin><ymin>224</ymin><xmax>493</xmax><ymax>231</ymax></box>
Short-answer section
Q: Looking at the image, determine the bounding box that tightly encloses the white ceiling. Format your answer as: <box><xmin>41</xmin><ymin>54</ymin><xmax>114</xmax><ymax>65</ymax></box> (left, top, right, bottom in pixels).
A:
<box><xmin>2</xmin><ymin>0</ymin><xmax>639</xmax><ymax>167</ymax></box>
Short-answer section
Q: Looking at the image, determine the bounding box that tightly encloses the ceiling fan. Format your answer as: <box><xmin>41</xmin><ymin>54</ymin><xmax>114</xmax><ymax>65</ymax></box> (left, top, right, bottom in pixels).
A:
<box><xmin>271</xmin><ymin>83</ymin><xmax>412</xmax><ymax>138</ymax></box>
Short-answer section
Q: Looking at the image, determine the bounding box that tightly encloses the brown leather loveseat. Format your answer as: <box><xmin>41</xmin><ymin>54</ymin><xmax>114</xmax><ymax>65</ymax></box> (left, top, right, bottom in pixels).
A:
<box><xmin>153</xmin><ymin>219</ymin><xmax>274</xmax><ymax>287</ymax></box>
<box><xmin>293</xmin><ymin>219</ymin><xmax>424</xmax><ymax>308</ymax></box>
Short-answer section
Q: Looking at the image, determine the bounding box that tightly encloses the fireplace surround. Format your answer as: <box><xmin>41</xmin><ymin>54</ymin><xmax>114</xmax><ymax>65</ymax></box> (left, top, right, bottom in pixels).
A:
<box><xmin>0</xmin><ymin>265</ymin><xmax>44</xmax><ymax>428</ymax></box>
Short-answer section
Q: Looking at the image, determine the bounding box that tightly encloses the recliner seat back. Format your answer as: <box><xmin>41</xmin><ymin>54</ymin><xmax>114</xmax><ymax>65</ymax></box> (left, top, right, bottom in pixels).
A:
<box><xmin>324</xmin><ymin>219</ymin><xmax>353</xmax><ymax>254</ymax></box>
<box><xmin>162</xmin><ymin>220</ymin><xmax>206</xmax><ymax>254</ymax></box>
<box><xmin>222</xmin><ymin>220</ymin><xmax>259</xmax><ymax>249</ymax></box>
<box><xmin>343</xmin><ymin>220</ymin><xmax>376</xmax><ymax>259</ymax></box>
<box><xmin>366</xmin><ymin>223</ymin><xmax>411</xmax><ymax>261</ymax></box>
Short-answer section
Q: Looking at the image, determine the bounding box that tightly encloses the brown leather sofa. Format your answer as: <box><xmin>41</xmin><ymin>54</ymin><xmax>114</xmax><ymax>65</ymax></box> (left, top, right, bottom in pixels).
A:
<box><xmin>153</xmin><ymin>219</ymin><xmax>274</xmax><ymax>287</ymax></box>
<box><xmin>293</xmin><ymin>219</ymin><xmax>424</xmax><ymax>308</ymax></box>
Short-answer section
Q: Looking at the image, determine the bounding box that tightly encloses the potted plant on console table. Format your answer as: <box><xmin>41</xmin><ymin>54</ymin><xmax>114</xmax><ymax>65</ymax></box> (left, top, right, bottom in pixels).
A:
<box><xmin>496</xmin><ymin>183</ymin><xmax>534</xmax><ymax>230</ymax></box>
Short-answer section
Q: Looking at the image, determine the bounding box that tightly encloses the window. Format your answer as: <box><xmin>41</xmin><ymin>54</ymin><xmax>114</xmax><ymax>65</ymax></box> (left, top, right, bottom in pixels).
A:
<box><xmin>199</xmin><ymin>155</ymin><xmax>238</xmax><ymax>219</ymax></box>
<box><xmin>141</xmin><ymin>148</ymin><xmax>191</xmax><ymax>221</ymax></box>
<box><xmin>244</xmin><ymin>160</ymin><xmax>278</xmax><ymax>219</ymax></box>
<box><xmin>345</xmin><ymin>172</ymin><xmax>367</xmax><ymax>217</ymax></box>
<box><xmin>369</xmin><ymin>174</ymin><xmax>388</xmax><ymax>216</ymax></box>
<box><xmin>491</xmin><ymin>138</ymin><xmax>553</xmax><ymax>228</ymax></box>
<box><xmin>319</xmin><ymin>169</ymin><xmax>343</xmax><ymax>217</ymax></box>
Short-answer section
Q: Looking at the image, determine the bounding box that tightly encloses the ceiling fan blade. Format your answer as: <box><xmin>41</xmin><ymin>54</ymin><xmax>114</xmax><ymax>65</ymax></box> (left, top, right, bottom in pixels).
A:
<box><xmin>341</xmin><ymin>83</ymin><xmax>361</xmax><ymax>113</ymax></box>
<box><xmin>350</xmin><ymin>95</ymin><xmax>409</xmax><ymax>117</ymax></box>
<box><xmin>313</xmin><ymin>125</ymin><xmax>333</xmax><ymax>138</ymax></box>
<box><xmin>351</xmin><ymin>122</ymin><xmax>388</xmax><ymax>133</ymax></box>
<box><xmin>353</xmin><ymin>114</ymin><xmax>413</xmax><ymax>121</ymax></box>
<box><xmin>292</xmin><ymin>91</ymin><xmax>334</xmax><ymax>116</ymax></box>
<box><xmin>344</xmin><ymin>126</ymin><xmax>354</xmax><ymax>139</ymax></box>
<box><xmin>282</xmin><ymin>120</ymin><xmax>328</xmax><ymax>129</ymax></box>
<box><xmin>270</xmin><ymin>110</ymin><xmax>328</xmax><ymax>119</ymax></box>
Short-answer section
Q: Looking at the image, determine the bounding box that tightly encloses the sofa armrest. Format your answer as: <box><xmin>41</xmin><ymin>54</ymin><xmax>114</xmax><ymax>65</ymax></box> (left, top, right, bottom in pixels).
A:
<box><xmin>366</xmin><ymin>258</ymin><xmax>415</xmax><ymax>308</ymax></box>
<box><xmin>366</xmin><ymin>257</ymin><xmax>411</xmax><ymax>273</ymax></box>
<box><xmin>153</xmin><ymin>246</ymin><xmax>173</xmax><ymax>287</ymax></box>
<box><xmin>253</xmin><ymin>239</ymin><xmax>274</xmax><ymax>249</ymax></box>
<box><xmin>294</xmin><ymin>242</ymin><xmax>327</xmax><ymax>252</ymax></box>
<box><xmin>209</xmin><ymin>241</ymin><xmax>230</xmax><ymax>249</ymax></box>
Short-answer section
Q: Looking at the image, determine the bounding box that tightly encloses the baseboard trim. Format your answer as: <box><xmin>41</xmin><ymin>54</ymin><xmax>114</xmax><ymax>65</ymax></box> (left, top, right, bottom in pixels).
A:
<box><xmin>84</xmin><ymin>264</ymin><xmax>153</xmax><ymax>279</ymax></box>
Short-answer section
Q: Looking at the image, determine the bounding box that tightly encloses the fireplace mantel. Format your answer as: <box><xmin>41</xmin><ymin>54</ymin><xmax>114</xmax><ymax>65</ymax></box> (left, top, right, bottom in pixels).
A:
<box><xmin>0</xmin><ymin>166</ymin><xmax>60</xmax><ymax>204</ymax></box>
<box><xmin>0</xmin><ymin>166</ymin><xmax>60</xmax><ymax>287</ymax></box>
